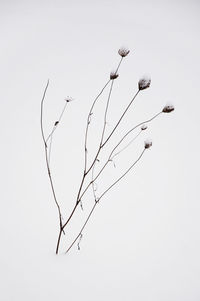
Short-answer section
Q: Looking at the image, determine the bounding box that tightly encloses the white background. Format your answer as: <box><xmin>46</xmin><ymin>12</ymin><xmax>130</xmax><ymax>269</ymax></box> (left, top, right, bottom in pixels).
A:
<box><xmin>0</xmin><ymin>0</ymin><xmax>200</xmax><ymax>300</ymax></box>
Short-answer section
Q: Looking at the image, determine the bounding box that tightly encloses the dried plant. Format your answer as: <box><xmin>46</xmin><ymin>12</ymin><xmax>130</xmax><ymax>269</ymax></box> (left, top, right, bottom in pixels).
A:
<box><xmin>40</xmin><ymin>47</ymin><xmax>174</xmax><ymax>254</ymax></box>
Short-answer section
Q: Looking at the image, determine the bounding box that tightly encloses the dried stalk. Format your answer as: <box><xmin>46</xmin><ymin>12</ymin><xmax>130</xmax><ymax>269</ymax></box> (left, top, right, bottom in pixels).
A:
<box><xmin>79</xmin><ymin>111</ymin><xmax>162</xmax><ymax>201</ymax></box>
<box><xmin>40</xmin><ymin>48</ymin><xmax>174</xmax><ymax>255</ymax></box>
<box><xmin>56</xmin><ymin>56</ymin><xmax>125</xmax><ymax>253</ymax></box>
<box><xmin>40</xmin><ymin>80</ymin><xmax>65</xmax><ymax>240</ymax></box>
<box><xmin>65</xmin><ymin>148</ymin><xmax>146</xmax><ymax>253</ymax></box>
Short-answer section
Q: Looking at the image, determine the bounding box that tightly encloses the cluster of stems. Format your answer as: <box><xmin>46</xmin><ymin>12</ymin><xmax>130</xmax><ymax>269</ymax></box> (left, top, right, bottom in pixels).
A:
<box><xmin>40</xmin><ymin>48</ymin><xmax>174</xmax><ymax>254</ymax></box>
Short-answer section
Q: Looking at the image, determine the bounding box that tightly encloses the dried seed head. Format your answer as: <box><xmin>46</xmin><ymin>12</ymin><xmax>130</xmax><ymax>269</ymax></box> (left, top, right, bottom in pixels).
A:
<box><xmin>110</xmin><ymin>71</ymin><xmax>119</xmax><ymax>80</ymax></box>
<box><xmin>162</xmin><ymin>104</ymin><xmax>175</xmax><ymax>113</ymax></box>
<box><xmin>141</xmin><ymin>124</ymin><xmax>148</xmax><ymax>131</ymax></box>
<box><xmin>65</xmin><ymin>96</ymin><xmax>73</xmax><ymax>102</ymax></box>
<box><xmin>118</xmin><ymin>47</ymin><xmax>130</xmax><ymax>57</ymax></box>
<box><xmin>138</xmin><ymin>77</ymin><xmax>151</xmax><ymax>90</ymax></box>
<box><xmin>144</xmin><ymin>139</ymin><xmax>152</xmax><ymax>149</ymax></box>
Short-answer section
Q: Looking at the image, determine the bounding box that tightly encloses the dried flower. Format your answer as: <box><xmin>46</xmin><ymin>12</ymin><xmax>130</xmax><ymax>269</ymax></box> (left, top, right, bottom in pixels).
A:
<box><xmin>141</xmin><ymin>124</ymin><xmax>147</xmax><ymax>131</ymax></box>
<box><xmin>118</xmin><ymin>47</ymin><xmax>130</xmax><ymax>57</ymax></box>
<box><xmin>144</xmin><ymin>139</ymin><xmax>152</xmax><ymax>149</ymax></box>
<box><xmin>162</xmin><ymin>104</ymin><xmax>175</xmax><ymax>113</ymax></box>
<box><xmin>138</xmin><ymin>77</ymin><xmax>151</xmax><ymax>90</ymax></box>
<box><xmin>65</xmin><ymin>96</ymin><xmax>73</xmax><ymax>102</ymax></box>
<box><xmin>110</xmin><ymin>71</ymin><xmax>119</xmax><ymax>80</ymax></box>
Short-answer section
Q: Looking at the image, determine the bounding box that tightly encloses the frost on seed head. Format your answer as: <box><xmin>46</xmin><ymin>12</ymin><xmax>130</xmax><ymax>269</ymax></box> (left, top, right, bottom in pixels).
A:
<box><xmin>144</xmin><ymin>139</ymin><xmax>152</xmax><ymax>149</ymax></box>
<box><xmin>110</xmin><ymin>71</ymin><xmax>119</xmax><ymax>80</ymax></box>
<box><xmin>65</xmin><ymin>96</ymin><xmax>73</xmax><ymax>102</ymax></box>
<box><xmin>138</xmin><ymin>77</ymin><xmax>151</xmax><ymax>90</ymax></box>
<box><xmin>141</xmin><ymin>124</ymin><xmax>148</xmax><ymax>131</ymax></box>
<box><xmin>162</xmin><ymin>104</ymin><xmax>175</xmax><ymax>113</ymax></box>
<box><xmin>118</xmin><ymin>47</ymin><xmax>130</xmax><ymax>57</ymax></box>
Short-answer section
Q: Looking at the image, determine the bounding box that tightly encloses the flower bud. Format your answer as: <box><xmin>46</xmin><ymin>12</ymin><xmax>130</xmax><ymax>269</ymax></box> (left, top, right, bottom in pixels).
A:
<box><xmin>162</xmin><ymin>104</ymin><xmax>174</xmax><ymax>113</ymax></box>
<box><xmin>138</xmin><ymin>77</ymin><xmax>151</xmax><ymax>90</ymax></box>
<box><xmin>118</xmin><ymin>47</ymin><xmax>130</xmax><ymax>57</ymax></box>
<box><xmin>144</xmin><ymin>139</ymin><xmax>152</xmax><ymax>149</ymax></box>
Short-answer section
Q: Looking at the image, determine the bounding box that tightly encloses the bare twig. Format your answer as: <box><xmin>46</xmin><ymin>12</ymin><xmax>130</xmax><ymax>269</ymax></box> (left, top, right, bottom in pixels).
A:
<box><xmin>83</xmin><ymin>88</ymin><xmax>141</xmax><ymax>183</ymax></box>
<box><xmin>40</xmin><ymin>80</ymin><xmax>49</xmax><ymax>147</ymax></box>
<box><xmin>76</xmin><ymin>58</ymin><xmax>124</xmax><ymax>203</ymax></box>
<box><xmin>99</xmin><ymin>148</ymin><xmax>146</xmax><ymax>200</ymax></box>
<box><xmin>56</xmin><ymin>58</ymin><xmax>124</xmax><ymax>253</ymax></box>
<box><xmin>46</xmin><ymin>101</ymin><xmax>68</xmax><ymax>144</ymax></box>
<box><xmin>79</xmin><ymin>111</ymin><xmax>162</xmax><ymax>200</ymax></box>
<box><xmin>65</xmin><ymin>148</ymin><xmax>146</xmax><ymax>253</ymax></box>
<box><xmin>102</xmin><ymin>89</ymin><xmax>140</xmax><ymax>147</ymax></box>
<box><xmin>65</xmin><ymin>202</ymin><xmax>97</xmax><ymax>253</ymax></box>
<box><xmin>40</xmin><ymin>80</ymin><xmax>65</xmax><ymax>252</ymax></box>
<box><xmin>111</xmin><ymin>130</ymin><xmax>142</xmax><ymax>160</ymax></box>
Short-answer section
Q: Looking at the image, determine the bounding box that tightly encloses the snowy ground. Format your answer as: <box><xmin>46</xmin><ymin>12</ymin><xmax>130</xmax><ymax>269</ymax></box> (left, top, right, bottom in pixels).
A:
<box><xmin>1</xmin><ymin>1</ymin><xmax>200</xmax><ymax>300</ymax></box>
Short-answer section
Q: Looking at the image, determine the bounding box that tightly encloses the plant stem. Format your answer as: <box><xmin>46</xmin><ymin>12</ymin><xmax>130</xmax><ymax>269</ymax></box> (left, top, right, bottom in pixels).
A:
<box><xmin>65</xmin><ymin>148</ymin><xmax>146</xmax><ymax>253</ymax></box>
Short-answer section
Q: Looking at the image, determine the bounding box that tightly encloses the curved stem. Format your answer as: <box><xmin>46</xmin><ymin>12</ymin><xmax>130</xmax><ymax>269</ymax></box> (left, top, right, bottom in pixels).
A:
<box><xmin>65</xmin><ymin>202</ymin><xmax>97</xmax><ymax>253</ymax></box>
<box><xmin>77</xmin><ymin>57</ymin><xmax>124</xmax><ymax>203</ymax></box>
<box><xmin>65</xmin><ymin>148</ymin><xmax>146</xmax><ymax>254</ymax></box>
<box><xmin>40</xmin><ymin>80</ymin><xmax>49</xmax><ymax>147</ymax></box>
<box><xmin>40</xmin><ymin>80</ymin><xmax>65</xmax><ymax>254</ymax></box>
<box><xmin>56</xmin><ymin>202</ymin><xmax>79</xmax><ymax>254</ymax></box>
<box><xmin>46</xmin><ymin>101</ymin><xmax>68</xmax><ymax>143</ymax></box>
<box><xmin>84</xmin><ymin>80</ymin><xmax>111</xmax><ymax>172</ymax></box>
<box><xmin>98</xmin><ymin>148</ymin><xmax>146</xmax><ymax>200</ymax></box>
<box><xmin>102</xmin><ymin>89</ymin><xmax>140</xmax><ymax>147</ymax></box>
<box><xmin>79</xmin><ymin>111</ymin><xmax>162</xmax><ymax>200</ymax></box>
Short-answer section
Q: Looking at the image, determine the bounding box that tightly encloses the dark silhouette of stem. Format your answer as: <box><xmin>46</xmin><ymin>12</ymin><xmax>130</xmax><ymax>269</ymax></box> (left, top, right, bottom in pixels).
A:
<box><xmin>102</xmin><ymin>89</ymin><xmax>140</xmax><ymax>147</ymax></box>
<box><xmin>57</xmin><ymin>58</ymin><xmax>124</xmax><ymax>253</ymax></box>
<box><xmin>65</xmin><ymin>202</ymin><xmax>97</xmax><ymax>253</ymax></box>
<box><xmin>65</xmin><ymin>148</ymin><xmax>146</xmax><ymax>253</ymax></box>
<box><xmin>80</xmin><ymin>111</ymin><xmax>162</xmax><ymax>200</ymax></box>
<box><xmin>75</xmin><ymin>58</ymin><xmax>124</xmax><ymax>206</ymax></box>
<box><xmin>40</xmin><ymin>80</ymin><xmax>65</xmax><ymax>254</ymax></box>
<box><xmin>56</xmin><ymin>202</ymin><xmax>78</xmax><ymax>254</ymax></box>
<box><xmin>40</xmin><ymin>80</ymin><xmax>49</xmax><ymax>147</ymax></box>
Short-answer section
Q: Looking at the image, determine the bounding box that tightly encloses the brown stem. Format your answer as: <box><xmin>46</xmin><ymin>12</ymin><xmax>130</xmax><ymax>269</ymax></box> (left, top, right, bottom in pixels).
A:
<box><xmin>102</xmin><ymin>89</ymin><xmax>140</xmax><ymax>147</ymax></box>
<box><xmin>56</xmin><ymin>202</ymin><xmax>79</xmax><ymax>254</ymax></box>
<box><xmin>65</xmin><ymin>202</ymin><xmax>97</xmax><ymax>253</ymax></box>
<box><xmin>40</xmin><ymin>80</ymin><xmax>65</xmax><ymax>251</ymax></box>
<box><xmin>79</xmin><ymin>111</ymin><xmax>162</xmax><ymax>200</ymax></box>
<box><xmin>56</xmin><ymin>228</ymin><xmax>62</xmax><ymax>254</ymax></box>
<box><xmin>65</xmin><ymin>148</ymin><xmax>146</xmax><ymax>253</ymax></box>
<box><xmin>77</xmin><ymin>57</ymin><xmax>124</xmax><ymax>201</ymax></box>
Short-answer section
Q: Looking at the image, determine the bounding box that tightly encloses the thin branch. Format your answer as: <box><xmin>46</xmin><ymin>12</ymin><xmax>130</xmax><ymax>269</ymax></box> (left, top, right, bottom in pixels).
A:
<box><xmin>99</xmin><ymin>56</ymin><xmax>124</xmax><ymax>146</ymax></box>
<box><xmin>99</xmin><ymin>148</ymin><xmax>146</xmax><ymax>200</ymax></box>
<box><xmin>76</xmin><ymin>57</ymin><xmax>124</xmax><ymax>204</ymax></box>
<box><xmin>91</xmin><ymin>161</ymin><xmax>98</xmax><ymax>202</ymax></box>
<box><xmin>46</xmin><ymin>101</ymin><xmax>69</xmax><ymax>164</ymax></box>
<box><xmin>48</xmin><ymin>132</ymin><xmax>53</xmax><ymax>164</ymax></box>
<box><xmin>83</xmin><ymin>89</ymin><xmax>141</xmax><ymax>180</ymax></box>
<box><xmin>46</xmin><ymin>101</ymin><xmax>68</xmax><ymax>143</ymax></box>
<box><xmin>61</xmin><ymin>59</ymin><xmax>124</xmax><ymax>253</ymax></box>
<box><xmin>40</xmin><ymin>80</ymin><xmax>49</xmax><ymax>147</ymax></box>
<box><xmin>102</xmin><ymin>89</ymin><xmax>140</xmax><ymax>147</ymax></box>
<box><xmin>84</xmin><ymin>79</ymin><xmax>111</xmax><ymax>173</ymax></box>
<box><xmin>100</xmin><ymin>80</ymin><xmax>115</xmax><ymax>145</ymax></box>
<box><xmin>79</xmin><ymin>111</ymin><xmax>162</xmax><ymax>200</ymax></box>
<box><xmin>65</xmin><ymin>148</ymin><xmax>146</xmax><ymax>254</ymax></box>
<box><xmin>65</xmin><ymin>202</ymin><xmax>97</xmax><ymax>253</ymax></box>
<box><xmin>111</xmin><ymin>130</ymin><xmax>142</xmax><ymax>160</ymax></box>
<box><xmin>56</xmin><ymin>202</ymin><xmax>79</xmax><ymax>254</ymax></box>
<box><xmin>40</xmin><ymin>80</ymin><xmax>65</xmax><ymax>247</ymax></box>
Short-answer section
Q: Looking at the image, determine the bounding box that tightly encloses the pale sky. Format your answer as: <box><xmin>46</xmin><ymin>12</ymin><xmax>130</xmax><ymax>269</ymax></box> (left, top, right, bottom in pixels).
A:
<box><xmin>1</xmin><ymin>0</ymin><xmax>200</xmax><ymax>300</ymax></box>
